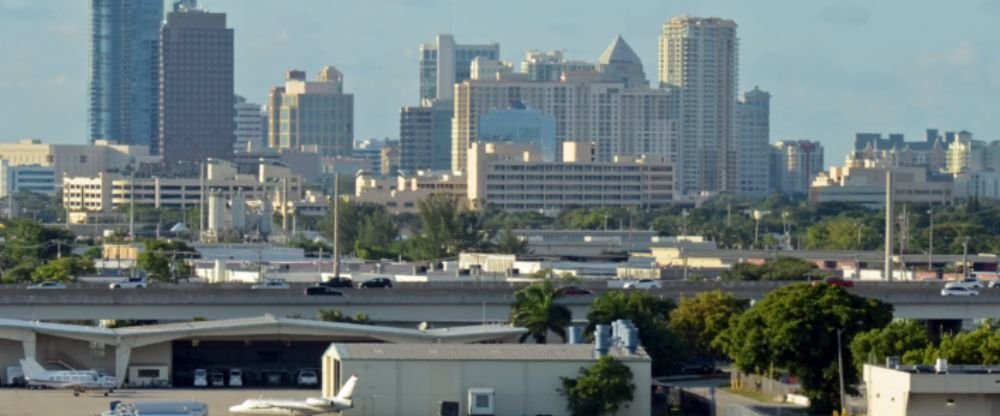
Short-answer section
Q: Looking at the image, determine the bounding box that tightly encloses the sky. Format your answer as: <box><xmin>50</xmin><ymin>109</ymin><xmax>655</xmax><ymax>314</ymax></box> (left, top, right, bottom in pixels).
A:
<box><xmin>0</xmin><ymin>0</ymin><xmax>999</xmax><ymax>163</ymax></box>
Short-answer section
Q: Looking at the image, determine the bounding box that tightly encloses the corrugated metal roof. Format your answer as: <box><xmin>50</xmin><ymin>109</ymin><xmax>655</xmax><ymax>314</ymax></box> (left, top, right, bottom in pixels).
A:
<box><xmin>331</xmin><ymin>343</ymin><xmax>649</xmax><ymax>362</ymax></box>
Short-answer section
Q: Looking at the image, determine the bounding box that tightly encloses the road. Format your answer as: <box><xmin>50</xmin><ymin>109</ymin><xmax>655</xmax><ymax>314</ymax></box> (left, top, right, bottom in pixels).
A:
<box><xmin>0</xmin><ymin>280</ymin><xmax>994</xmax><ymax>322</ymax></box>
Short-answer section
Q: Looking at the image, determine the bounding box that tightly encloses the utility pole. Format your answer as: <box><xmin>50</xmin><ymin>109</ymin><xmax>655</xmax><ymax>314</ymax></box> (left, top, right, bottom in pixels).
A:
<box><xmin>884</xmin><ymin>171</ymin><xmax>894</xmax><ymax>282</ymax></box>
<box><xmin>333</xmin><ymin>173</ymin><xmax>340</xmax><ymax>279</ymax></box>
<box><xmin>199</xmin><ymin>162</ymin><xmax>205</xmax><ymax>242</ymax></box>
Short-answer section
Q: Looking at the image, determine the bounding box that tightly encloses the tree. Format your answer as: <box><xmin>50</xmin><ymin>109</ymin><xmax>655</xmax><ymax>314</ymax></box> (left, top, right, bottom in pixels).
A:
<box><xmin>719</xmin><ymin>257</ymin><xmax>817</xmax><ymax>281</ymax></box>
<box><xmin>30</xmin><ymin>256</ymin><xmax>96</xmax><ymax>282</ymax></box>
<box><xmin>0</xmin><ymin>219</ymin><xmax>75</xmax><ymax>282</ymax></box>
<box><xmin>586</xmin><ymin>291</ymin><xmax>685</xmax><ymax>375</ymax></box>
<box><xmin>715</xmin><ymin>284</ymin><xmax>893</xmax><ymax>413</ymax></box>
<box><xmin>510</xmin><ymin>281</ymin><xmax>571</xmax><ymax>344</ymax></box>
<box><xmin>850</xmin><ymin>320</ymin><xmax>930</xmax><ymax>371</ymax></box>
<box><xmin>559</xmin><ymin>356</ymin><xmax>635</xmax><ymax>416</ymax></box>
<box><xmin>318</xmin><ymin>309</ymin><xmax>372</xmax><ymax>325</ymax></box>
<box><xmin>408</xmin><ymin>194</ymin><xmax>490</xmax><ymax>260</ymax></box>
<box><xmin>355</xmin><ymin>210</ymin><xmax>399</xmax><ymax>260</ymax></box>
<box><xmin>719</xmin><ymin>262</ymin><xmax>763</xmax><ymax>281</ymax></box>
<box><xmin>494</xmin><ymin>227</ymin><xmax>529</xmax><ymax>254</ymax></box>
<box><xmin>137</xmin><ymin>239</ymin><xmax>198</xmax><ymax>282</ymax></box>
<box><xmin>669</xmin><ymin>290</ymin><xmax>749</xmax><ymax>358</ymax></box>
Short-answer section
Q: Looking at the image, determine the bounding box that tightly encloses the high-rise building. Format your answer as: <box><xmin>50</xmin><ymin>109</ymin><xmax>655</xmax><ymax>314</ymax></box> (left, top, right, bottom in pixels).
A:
<box><xmin>89</xmin><ymin>0</ymin><xmax>164</xmax><ymax>148</ymax></box>
<box><xmin>521</xmin><ymin>50</ymin><xmax>596</xmax><ymax>82</ymax></box>
<box><xmin>267</xmin><ymin>67</ymin><xmax>354</xmax><ymax>157</ymax></box>
<box><xmin>771</xmin><ymin>140</ymin><xmax>824</xmax><ymax>195</ymax></box>
<box><xmin>159</xmin><ymin>6</ymin><xmax>235</xmax><ymax>165</ymax></box>
<box><xmin>234</xmin><ymin>95</ymin><xmax>264</xmax><ymax>153</ymax></box>
<box><xmin>659</xmin><ymin>16</ymin><xmax>739</xmax><ymax>195</ymax></box>
<box><xmin>478</xmin><ymin>102</ymin><xmax>557</xmax><ymax>161</ymax></box>
<box><xmin>400</xmin><ymin>99</ymin><xmax>453</xmax><ymax>172</ymax></box>
<box><xmin>419</xmin><ymin>34</ymin><xmax>499</xmax><ymax>101</ymax></box>
<box><xmin>596</xmin><ymin>35</ymin><xmax>648</xmax><ymax>88</ymax></box>
<box><xmin>734</xmin><ymin>87</ymin><xmax>770</xmax><ymax>196</ymax></box>
<box><xmin>380</xmin><ymin>143</ymin><xmax>401</xmax><ymax>177</ymax></box>
<box><xmin>452</xmin><ymin>71</ymin><xmax>678</xmax><ymax>173</ymax></box>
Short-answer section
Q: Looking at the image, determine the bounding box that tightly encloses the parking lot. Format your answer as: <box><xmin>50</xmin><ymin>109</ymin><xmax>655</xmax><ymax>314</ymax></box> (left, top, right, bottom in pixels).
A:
<box><xmin>0</xmin><ymin>388</ymin><xmax>313</xmax><ymax>416</ymax></box>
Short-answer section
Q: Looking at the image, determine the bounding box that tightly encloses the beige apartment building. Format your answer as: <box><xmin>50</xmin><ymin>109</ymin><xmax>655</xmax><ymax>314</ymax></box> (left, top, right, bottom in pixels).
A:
<box><xmin>0</xmin><ymin>139</ymin><xmax>156</xmax><ymax>179</ymax></box>
<box><xmin>63</xmin><ymin>159</ymin><xmax>302</xmax><ymax>223</ymax></box>
<box><xmin>451</xmin><ymin>36</ymin><xmax>678</xmax><ymax>174</ymax></box>
<box><xmin>810</xmin><ymin>156</ymin><xmax>953</xmax><ymax>207</ymax></box>
<box><xmin>467</xmin><ymin>141</ymin><xmax>675</xmax><ymax>212</ymax></box>
<box><xmin>267</xmin><ymin>67</ymin><xmax>354</xmax><ymax>157</ymax></box>
<box><xmin>354</xmin><ymin>170</ymin><xmax>467</xmax><ymax>214</ymax></box>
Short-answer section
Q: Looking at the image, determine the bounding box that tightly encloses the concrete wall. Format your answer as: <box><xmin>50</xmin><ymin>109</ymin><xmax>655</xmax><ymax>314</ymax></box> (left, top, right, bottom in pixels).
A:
<box><xmin>0</xmin><ymin>340</ymin><xmax>23</xmax><ymax>384</ymax></box>
<box><xmin>36</xmin><ymin>334</ymin><xmax>115</xmax><ymax>373</ymax></box>
<box><xmin>330</xmin><ymin>358</ymin><xmax>650</xmax><ymax>416</ymax></box>
<box><xmin>909</xmin><ymin>393</ymin><xmax>1000</xmax><ymax>416</ymax></box>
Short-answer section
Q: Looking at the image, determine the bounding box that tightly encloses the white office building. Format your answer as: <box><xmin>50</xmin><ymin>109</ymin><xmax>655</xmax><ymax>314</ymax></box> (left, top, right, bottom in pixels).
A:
<box><xmin>771</xmin><ymin>140</ymin><xmax>824</xmax><ymax>196</ymax></box>
<box><xmin>234</xmin><ymin>95</ymin><xmax>264</xmax><ymax>152</ymax></box>
<box><xmin>734</xmin><ymin>87</ymin><xmax>771</xmax><ymax>196</ymax></box>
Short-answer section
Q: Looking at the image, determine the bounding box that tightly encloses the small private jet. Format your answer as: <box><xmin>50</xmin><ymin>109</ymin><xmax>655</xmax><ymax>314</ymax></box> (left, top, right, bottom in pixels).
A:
<box><xmin>229</xmin><ymin>375</ymin><xmax>358</xmax><ymax>415</ymax></box>
<box><xmin>18</xmin><ymin>357</ymin><xmax>118</xmax><ymax>396</ymax></box>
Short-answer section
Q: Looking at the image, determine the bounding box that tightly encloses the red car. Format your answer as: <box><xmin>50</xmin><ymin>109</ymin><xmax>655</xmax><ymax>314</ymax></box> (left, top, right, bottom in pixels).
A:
<box><xmin>815</xmin><ymin>276</ymin><xmax>854</xmax><ymax>288</ymax></box>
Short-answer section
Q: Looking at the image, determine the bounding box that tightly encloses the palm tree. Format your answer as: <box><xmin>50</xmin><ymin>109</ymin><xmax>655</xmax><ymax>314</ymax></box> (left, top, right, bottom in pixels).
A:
<box><xmin>510</xmin><ymin>280</ymin><xmax>571</xmax><ymax>343</ymax></box>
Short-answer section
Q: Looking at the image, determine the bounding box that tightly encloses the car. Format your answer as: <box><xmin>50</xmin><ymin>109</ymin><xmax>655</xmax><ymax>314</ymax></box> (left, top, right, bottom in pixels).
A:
<box><xmin>305</xmin><ymin>285</ymin><xmax>345</xmax><ymax>296</ymax></box>
<box><xmin>229</xmin><ymin>369</ymin><xmax>243</xmax><ymax>387</ymax></box>
<box><xmin>251</xmin><ymin>279</ymin><xmax>290</xmax><ymax>290</ymax></box>
<box><xmin>296</xmin><ymin>369</ymin><xmax>318</xmax><ymax>387</ymax></box>
<box><xmin>813</xmin><ymin>276</ymin><xmax>854</xmax><ymax>288</ymax></box>
<box><xmin>210</xmin><ymin>371</ymin><xmax>225</xmax><ymax>387</ymax></box>
<box><xmin>193</xmin><ymin>369</ymin><xmax>208</xmax><ymax>387</ymax></box>
<box><xmin>680</xmin><ymin>356</ymin><xmax>720</xmax><ymax>374</ymax></box>
<box><xmin>622</xmin><ymin>279</ymin><xmax>662</xmax><ymax>290</ymax></box>
<box><xmin>321</xmin><ymin>277</ymin><xmax>353</xmax><ymax>288</ymax></box>
<box><xmin>949</xmin><ymin>278</ymin><xmax>984</xmax><ymax>290</ymax></box>
<box><xmin>989</xmin><ymin>280</ymin><xmax>1000</xmax><ymax>289</ymax></box>
<box><xmin>941</xmin><ymin>286</ymin><xmax>979</xmax><ymax>296</ymax></box>
<box><xmin>359</xmin><ymin>277</ymin><xmax>393</xmax><ymax>289</ymax></box>
<box><xmin>555</xmin><ymin>285</ymin><xmax>593</xmax><ymax>296</ymax></box>
<box><xmin>27</xmin><ymin>281</ymin><xmax>66</xmax><ymax>290</ymax></box>
<box><xmin>109</xmin><ymin>277</ymin><xmax>147</xmax><ymax>289</ymax></box>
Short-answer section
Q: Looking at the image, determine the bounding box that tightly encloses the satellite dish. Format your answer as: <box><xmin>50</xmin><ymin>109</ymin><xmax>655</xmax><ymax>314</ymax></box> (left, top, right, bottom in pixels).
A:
<box><xmin>170</xmin><ymin>222</ymin><xmax>189</xmax><ymax>233</ymax></box>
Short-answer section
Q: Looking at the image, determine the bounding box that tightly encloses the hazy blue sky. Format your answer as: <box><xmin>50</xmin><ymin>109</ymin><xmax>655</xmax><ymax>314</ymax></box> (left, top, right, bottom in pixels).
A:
<box><xmin>1</xmin><ymin>0</ymin><xmax>998</xmax><ymax>162</ymax></box>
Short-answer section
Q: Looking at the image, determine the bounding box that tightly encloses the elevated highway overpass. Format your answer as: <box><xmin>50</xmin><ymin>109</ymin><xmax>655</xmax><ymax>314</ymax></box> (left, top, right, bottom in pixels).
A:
<box><xmin>0</xmin><ymin>281</ymin><xmax>995</xmax><ymax>324</ymax></box>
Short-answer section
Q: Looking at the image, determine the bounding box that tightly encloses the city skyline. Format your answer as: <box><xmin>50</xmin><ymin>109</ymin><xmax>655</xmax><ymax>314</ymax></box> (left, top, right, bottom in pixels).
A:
<box><xmin>0</xmin><ymin>0</ymin><xmax>999</xmax><ymax>162</ymax></box>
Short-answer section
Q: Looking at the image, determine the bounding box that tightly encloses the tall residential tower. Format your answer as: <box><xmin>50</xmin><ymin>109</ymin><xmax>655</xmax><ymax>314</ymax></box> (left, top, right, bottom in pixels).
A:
<box><xmin>419</xmin><ymin>34</ymin><xmax>499</xmax><ymax>101</ymax></box>
<box><xmin>659</xmin><ymin>16</ymin><xmax>739</xmax><ymax>195</ymax></box>
<box><xmin>89</xmin><ymin>0</ymin><xmax>164</xmax><ymax>148</ymax></box>
<box><xmin>267</xmin><ymin>67</ymin><xmax>354</xmax><ymax>157</ymax></box>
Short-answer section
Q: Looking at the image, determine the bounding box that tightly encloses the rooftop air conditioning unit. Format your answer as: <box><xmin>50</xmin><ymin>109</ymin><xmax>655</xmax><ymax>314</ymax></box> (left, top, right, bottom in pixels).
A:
<box><xmin>468</xmin><ymin>387</ymin><xmax>495</xmax><ymax>416</ymax></box>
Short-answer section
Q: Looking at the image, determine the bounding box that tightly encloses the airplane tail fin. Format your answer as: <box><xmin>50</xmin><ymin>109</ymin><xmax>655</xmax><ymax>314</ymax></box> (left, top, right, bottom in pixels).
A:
<box><xmin>335</xmin><ymin>375</ymin><xmax>358</xmax><ymax>400</ymax></box>
<box><xmin>18</xmin><ymin>357</ymin><xmax>47</xmax><ymax>380</ymax></box>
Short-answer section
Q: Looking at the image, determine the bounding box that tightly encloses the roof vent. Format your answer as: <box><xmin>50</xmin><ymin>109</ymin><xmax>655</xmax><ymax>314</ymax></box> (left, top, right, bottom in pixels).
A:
<box><xmin>935</xmin><ymin>358</ymin><xmax>949</xmax><ymax>374</ymax></box>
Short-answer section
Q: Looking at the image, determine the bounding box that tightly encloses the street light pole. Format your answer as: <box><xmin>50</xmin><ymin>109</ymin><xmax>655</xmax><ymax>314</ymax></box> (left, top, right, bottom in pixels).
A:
<box><xmin>962</xmin><ymin>237</ymin><xmax>970</xmax><ymax>280</ymax></box>
<box><xmin>927</xmin><ymin>208</ymin><xmax>934</xmax><ymax>272</ymax></box>
<box><xmin>838</xmin><ymin>328</ymin><xmax>847</xmax><ymax>416</ymax></box>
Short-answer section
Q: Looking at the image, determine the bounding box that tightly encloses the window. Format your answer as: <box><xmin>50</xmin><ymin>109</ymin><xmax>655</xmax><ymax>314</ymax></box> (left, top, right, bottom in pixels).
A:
<box><xmin>137</xmin><ymin>369</ymin><xmax>161</xmax><ymax>378</ymax></box>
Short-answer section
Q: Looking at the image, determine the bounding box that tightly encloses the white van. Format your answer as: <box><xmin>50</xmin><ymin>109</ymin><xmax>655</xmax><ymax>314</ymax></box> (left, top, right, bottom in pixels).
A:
<box><xmin>193</xmin><ymin>369</ymin><xmax>208</xmax><ymax>387</ymax></box>
<box><xmin>229</xmin><ymin>369</ymin><xmax>243</xmax><ymax>387</ymax></box>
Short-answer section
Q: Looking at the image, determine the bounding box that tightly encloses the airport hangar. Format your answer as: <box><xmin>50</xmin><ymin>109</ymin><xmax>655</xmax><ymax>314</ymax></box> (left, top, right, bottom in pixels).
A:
<box><xmin>0</xmin><ymin>315</ymin><xmax>526</xmax><ymax>387</ymax></box>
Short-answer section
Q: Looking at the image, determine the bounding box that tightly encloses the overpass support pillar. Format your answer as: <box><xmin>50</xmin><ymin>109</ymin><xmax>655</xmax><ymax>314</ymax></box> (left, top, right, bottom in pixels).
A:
<box><xmin>115</xmin><ymin>345</ymin><xmax>132</xmax><ymax>387</ymax></box>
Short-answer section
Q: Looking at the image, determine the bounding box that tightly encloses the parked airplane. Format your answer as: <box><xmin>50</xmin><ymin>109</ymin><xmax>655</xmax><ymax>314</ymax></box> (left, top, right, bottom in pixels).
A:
<box><xmin>229</xmin><ymin>375</ymin><xmax>358</xmax><ymax>415</ymax></box>
<box><xmin>18</xmin><ymin>357</ymin><xmax>117</xmax><ymax>396</ymax></box>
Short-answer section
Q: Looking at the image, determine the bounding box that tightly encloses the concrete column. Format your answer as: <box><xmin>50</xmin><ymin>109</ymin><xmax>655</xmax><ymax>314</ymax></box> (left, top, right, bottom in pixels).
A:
<box><xmin>20</xmin><ymin>330</ymin><xmax>36</xmax><ymax>359</ymax></box>
<box><xmin>114</xmin><ymin>345</ymin><xmax>132</xmax><ymax>387</ymax></box>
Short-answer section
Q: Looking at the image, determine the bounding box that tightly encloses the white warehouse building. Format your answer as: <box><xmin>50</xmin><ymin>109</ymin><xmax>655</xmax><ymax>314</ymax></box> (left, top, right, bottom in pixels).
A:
<box><xmin>322</xmin><ymin>343</ymin><xmax>652</xmax><ymax>416</ymax></box>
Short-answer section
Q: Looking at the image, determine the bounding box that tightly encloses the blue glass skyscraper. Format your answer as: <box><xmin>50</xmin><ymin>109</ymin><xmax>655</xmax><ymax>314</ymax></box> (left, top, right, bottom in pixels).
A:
<box><xmin>89</xmin><ymin>0</ymin><xmax>164</xmax><ymax>148</ymax></box>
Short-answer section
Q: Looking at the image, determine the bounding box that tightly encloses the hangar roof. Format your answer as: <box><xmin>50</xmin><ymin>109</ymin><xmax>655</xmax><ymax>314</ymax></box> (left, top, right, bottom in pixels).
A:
<box><xmin>327</xmin><ymin>343</ymin><xmax>650</xmax><ymax>362</ymax></box>
<box><xmin>0</xmin><ymin>315</ymin><xmax>526</xmax><ymax>347</ymax></box>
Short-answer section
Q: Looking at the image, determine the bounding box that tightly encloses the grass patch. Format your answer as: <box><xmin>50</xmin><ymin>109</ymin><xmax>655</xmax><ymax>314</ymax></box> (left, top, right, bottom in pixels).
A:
<box><xmin>722</xmin><ymin>387</ymin><xmax>778</xmax><ymax>403</ymax></box>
